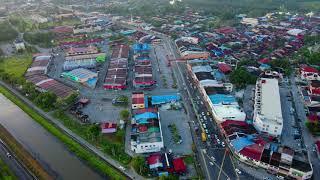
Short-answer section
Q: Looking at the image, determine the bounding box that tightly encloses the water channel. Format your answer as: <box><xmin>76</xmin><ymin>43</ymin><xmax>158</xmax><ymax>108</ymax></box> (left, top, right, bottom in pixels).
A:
<box><xmin>0</xmin><ymin>94</ymin><xmax>104</xmax><ymax>180</ymax></box>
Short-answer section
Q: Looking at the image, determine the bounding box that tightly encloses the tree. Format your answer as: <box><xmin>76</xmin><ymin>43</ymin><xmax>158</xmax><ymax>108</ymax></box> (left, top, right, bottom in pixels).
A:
<box><xmin>269</xmin><ymin>59</ymin><xmax>292</xmax><ymax>75</ymax></box>
<box><xmin>230</xmin><ymin>67</ymin><xmax>257</xmax><ymax>89</ymax></box>
<box><xmin>132</xmin><ymin>156</ymin><xmax>149</xmax><ymax>175</ymax></box>
<box><xmin>87</xmin><ymin>124</ymin><xmax>101</xmax><ymax>141</ymax></box>
<box><xmin>34</xmin><ymin>92</ymin><xmax>57</xmax><ymax>110</ymax></box>
<box><xmin>119</xmin><ymin>109</ymin><xmax>130</xmax><ymax>121</ymax></box>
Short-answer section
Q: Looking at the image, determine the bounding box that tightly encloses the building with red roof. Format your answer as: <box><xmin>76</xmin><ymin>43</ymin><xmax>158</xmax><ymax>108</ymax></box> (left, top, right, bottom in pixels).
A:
<box><xmin>218</xmin><ymin>63</ymin><xmax>232</xmax><ymax>74</ymax></box>
<box><xmin>239</xmin><ymin>143</ymin><xmax>264</xmax><ymax>161</ymax></box>
<box><xmin>300</xmin><ymin>65</ymin><xmax>320</xmax><ymax>81</ymax></box>
<box><xmin>132</xmin><ymin>92</ymin><xmax>145</xmax><ymax>109</ymax></box>
<box><xmin>309</xmin><ymin>80</ymin><xmax>320</xmax><ymax>96</ymax></box>
<box><xmin>101</xmin><ymin>123</ymin><xmax>117</xmax><ymax>133</ymax></box>
<box><xmin>172</xmin><ymin>158</ymin><xmax>186</xmax><ymax>174</ymax></box>
<box><xmin>147</xmin><ymin>154</ymin><xmax>163</xmax><ymax>169</ymax></box>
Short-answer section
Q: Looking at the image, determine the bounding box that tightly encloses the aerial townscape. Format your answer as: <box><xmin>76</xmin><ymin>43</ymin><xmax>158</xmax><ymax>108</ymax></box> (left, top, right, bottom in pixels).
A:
<box><xmin>0</xmin><ymin>0</ymin><xmax>320</xmax><ymax>180</ymax></box>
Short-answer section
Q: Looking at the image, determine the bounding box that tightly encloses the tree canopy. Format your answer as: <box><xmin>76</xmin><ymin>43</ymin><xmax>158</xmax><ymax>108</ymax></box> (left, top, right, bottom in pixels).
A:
<box><xmin>230</xmin><ymin>67</ymin><xmax>257</xmax><ymax>89</ymax></box>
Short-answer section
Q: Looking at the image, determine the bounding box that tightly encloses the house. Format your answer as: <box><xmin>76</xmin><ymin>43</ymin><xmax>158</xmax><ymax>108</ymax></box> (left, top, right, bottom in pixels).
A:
<box><xmin>14</xmin><ymin>39</ymin><xmax>25</xmax><ymax>51</ymax></box>
<box><xmin>132</xmin><ymin>92</ymin><xmax>145</xmax><ymax>109</ymax></box>
<box><xmin>101</xmin><ymin>123</ymin><xmax>117</xmax><ymax>133</ymax></box>
<box><xmin>309</xmin><ymin>80</ymin><xmax>320</xmax><ymax>96</ymax></box>
<box><xmin>300</xmin><ymin>65</ymin><xmax>320</xmax><ymax>81</ymax></box>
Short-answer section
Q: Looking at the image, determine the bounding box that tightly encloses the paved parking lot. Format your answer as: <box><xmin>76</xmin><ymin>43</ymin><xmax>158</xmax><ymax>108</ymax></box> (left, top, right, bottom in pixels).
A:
<box><xmin>159</xmin><ymin>108</ymin><xmax>193</xmax><ymax>155</ymax></box>
<box><xmin>150</xmin><ymin>44</ymin><xmax>175</xmax><ymax>89</ymax></box>
<box><xmin>279</xmin><ymin>83</ymin><xmax>301</xmax><ymax>150</ymax></box>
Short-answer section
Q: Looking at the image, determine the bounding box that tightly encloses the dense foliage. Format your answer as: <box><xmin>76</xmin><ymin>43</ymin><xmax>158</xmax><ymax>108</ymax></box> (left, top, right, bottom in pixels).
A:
<box><xmin>230</xmin><ymin>67</ymin><xmax>257</xmax><ymax>88</ymax></box>
<box><xmin>0</xmin><ymin>21</ymin><xmax>18</xmax><ymax>42</ymax></box>
<box><xmin>24</xmin><ymin>32</ymin><xmax>54</xmax><ymax>48</ymax></box>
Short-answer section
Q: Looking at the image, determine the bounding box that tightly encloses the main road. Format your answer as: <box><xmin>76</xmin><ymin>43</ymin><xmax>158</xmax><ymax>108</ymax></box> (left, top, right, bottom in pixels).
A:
<box><xmin>115</xmin><ymin>21</ymin><xmax>256</xmax><ymax>179</ymax></box>
<box><xmin>0</xmin><ymin>139</ymin><xmax>34</xmax><ymax>180</ymax></box>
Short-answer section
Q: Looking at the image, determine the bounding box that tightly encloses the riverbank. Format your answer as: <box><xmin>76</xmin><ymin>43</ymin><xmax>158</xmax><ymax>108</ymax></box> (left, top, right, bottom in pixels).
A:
<box><xmin>0</xmin><ymin>124</ymin><xmax>52</xmax><ymax>180</ymax></box>
<box><xmin>0</xmin><ymin>85</ymin><xmax>126</xmax><ymax>179</ymax></box>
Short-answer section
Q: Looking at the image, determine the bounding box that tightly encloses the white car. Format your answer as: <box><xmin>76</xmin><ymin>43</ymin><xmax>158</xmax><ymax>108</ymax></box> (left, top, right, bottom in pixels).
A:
<box><xmin>118</xmin><ymin>166</ymin><xmax>126</xmax><ymax>171</ymax></box>
<box><xmin>235</xmin><ymin>168</ymin><xmax>241</xmax><ymax>174</ymax></box>
<box><xmin>211</xmin><ymin>156</ymin><xmax>216</xmax><ymax>161</ymax></box>
<box><xmin>201</xmin><ymin>112</ymin><xmax>205</xmax><ymax>116</ymax></box>
<box><xmin>203</xmin><ymin>124</ymin><xmax>207</xmax><ymax>129</ymax></box>
<box><xmin>209</xmin><ymin>162</ymin><xmax>214</xmax><ymax>166</ymax></box>
<box><xmin>221</xmin><ymin>142</ymin><xmax>225</xmax><ymax>147</ymax></box>
<box><xmin>205</xmin><ymin>129</ymin><xmax>209</xmax><ymax>134</ymax></box>
<box><xmin>203</xmin><ymin>116</ymin><xmax>207</xmax><ymax>120</ymax></box>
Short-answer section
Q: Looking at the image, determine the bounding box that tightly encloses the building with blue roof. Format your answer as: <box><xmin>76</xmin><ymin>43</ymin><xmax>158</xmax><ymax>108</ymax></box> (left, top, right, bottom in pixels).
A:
<box><xmin>230</xmin><ymin>135</ymin><xmax>255</xmax><ymax>152</ymax></box>
<box><xmin>209</xmin><ymin>94</ymin><xmax>236</xmax><ymax>105</ymax></box>
<box><xmin>134</xmin><ymin>112</ymin><xmax>158</xmax><ymax>122</ymax></box>
<box><xmin>151</xmin><ymin>95</ymin><xmax>180</xmax><ymax>105</ymax></box>
<box><xmin>133</xmin><ymin>43</ymin><xmax>151</xmax><ymax>54</ymax></box>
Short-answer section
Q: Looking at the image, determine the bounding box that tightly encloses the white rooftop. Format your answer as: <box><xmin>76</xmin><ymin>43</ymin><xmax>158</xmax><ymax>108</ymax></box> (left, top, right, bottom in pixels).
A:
<box><xmin>192</xmin><ymin>65</ymin><xmax>212</xmax><ymax>73</ymax></box>
<box><xmin>287</xmin><ymin>29</ymin><xmax>305</xmax><ymax>36</ymax></box>
<box><xmin>257</xmin><ymin>78</ymin><xmax>282</xmax><ymax>123</ymax></box>
<box><xmin>213</xmin><ymin>104</ymin><xmax>246</xmax><ymax>121</ymax></box>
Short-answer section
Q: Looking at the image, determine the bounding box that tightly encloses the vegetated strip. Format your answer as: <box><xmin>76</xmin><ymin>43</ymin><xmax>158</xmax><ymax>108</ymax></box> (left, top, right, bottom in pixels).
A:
<box><xmin>0</xmin><ymin>86</ymin><xmax>126</xmax><ymax>180</ymax></box>
<box><xmin>0</xmin><ymin>124</ymin><xmax>52</xmax><ymax>180</ymax></box>
<box><xmin>0</xmin><ymin>152</ymin><xmax>18</xmax><ymax>180</ymax></box>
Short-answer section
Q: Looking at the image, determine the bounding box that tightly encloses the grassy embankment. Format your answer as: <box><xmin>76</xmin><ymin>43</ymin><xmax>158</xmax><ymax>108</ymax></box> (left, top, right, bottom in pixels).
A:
<box><xmin>0</xmin><ymin>124</ymin><xmax>52</xmax><ymax>180</ymax></box>
<box><xmin>0</xmin><ymin>86</ymin><xmax>126</xmax><ymax>179</ymax></box>
<box><xmin>0</xmin><ymin>156</ymin><xmax>17</xmax><ymax>180</ymax></box>
<box><xmin>53</xmin><ymin>110</ymin><xmax>132</xmax><ymax>165</ymax></box>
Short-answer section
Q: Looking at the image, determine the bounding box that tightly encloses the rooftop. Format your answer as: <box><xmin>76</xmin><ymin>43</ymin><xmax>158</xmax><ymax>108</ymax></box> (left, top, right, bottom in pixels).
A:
<box><xmin>255</xmin><ymin>78</ymin><xmax>282</xmax><ymax>124</ymax></box>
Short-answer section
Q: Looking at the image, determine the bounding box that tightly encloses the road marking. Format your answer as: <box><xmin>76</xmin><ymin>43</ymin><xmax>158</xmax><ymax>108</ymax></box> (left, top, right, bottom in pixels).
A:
<box><xmin>230</xmin><ymin>156</ymin><xmax>240</xmax><ymax>180</ymax></box>
<box><xmin>200</xmin><ymin>149</ymin><xmax>212</xmax><ymax>180</ymax></box>
<box><xmin>204</xmin><ymin>152</ymin><xmax>229</xmax><ymax>179</ymax></box>
<box><xmin>217</xmin><ymin>149</ymin><xmax>227</xmax><ymax>180</ymax></box>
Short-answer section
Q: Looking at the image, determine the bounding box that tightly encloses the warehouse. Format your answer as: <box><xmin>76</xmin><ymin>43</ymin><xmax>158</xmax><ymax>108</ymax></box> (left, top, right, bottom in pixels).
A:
<box><xmin>63</xmin><ymin>59</ymin><xmax>96</xmax><ymax>71</ymax></box>
<box><xmin>61</xmin><ymin>68</ymin><xmax>98</xmax><ymax>88</ymax></box>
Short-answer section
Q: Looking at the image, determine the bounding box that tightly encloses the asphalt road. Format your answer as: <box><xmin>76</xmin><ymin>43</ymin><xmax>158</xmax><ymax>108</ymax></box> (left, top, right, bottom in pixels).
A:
<box><xmin>0</xmin><ymin>139</ymin><xmax>34</xmax><ymax>180</ymax></box>
<box><xmin>160</xmin><ymin>36</ymin><xmax>252</xmax><ymax>179</ymax></box>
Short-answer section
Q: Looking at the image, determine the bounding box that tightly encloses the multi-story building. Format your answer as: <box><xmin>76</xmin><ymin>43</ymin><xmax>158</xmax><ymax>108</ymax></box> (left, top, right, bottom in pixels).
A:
<box><xmin>253</xmin><ymin>78</ymin><xmax>283</xmax><ymax>137</ymax></box>
<box><xmin>130</xmin><ymin>111</ymin><xmax>164</xmax><ymax>153</ymax></box>
<box><xmin>186</xmin><ymin>59</ymin><xmax>246</xmax><ymax>123</ymax></box>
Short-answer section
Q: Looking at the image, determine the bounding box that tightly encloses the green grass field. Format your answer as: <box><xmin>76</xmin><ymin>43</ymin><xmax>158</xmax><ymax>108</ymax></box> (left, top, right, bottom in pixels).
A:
<box><xmin>0</xmin><ymin>86</ymin><xmax>126</xmax><ymax>180</ymax></box>
<box><xmin>0</xmin><ymin>54</ymin><xmax>32</xmax><ymax>78</ymax></box>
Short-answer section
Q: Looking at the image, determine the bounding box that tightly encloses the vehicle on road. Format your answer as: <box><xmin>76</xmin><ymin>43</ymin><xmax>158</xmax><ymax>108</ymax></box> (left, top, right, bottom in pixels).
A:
<box><xmin>221</xmin><ymin>142</ymin><xmax>225</xmax><ymax>147</ymax></box>
<box><xmin>235</xmin><ymin>168</ymin><xmax>241</xmax><ymax>174</ymax></box>
<box><xmin>209</xmin><ymin>162</ymin><xmax>214</xmax><ymax>166</ymax></box>
<box><xmin>6</xmin><ymin>152</ymin><xmax>12</xmax><ymax>158</ymax></box>
<box><xmin>119</xmin><ymin>166</ymin><xmax>126</xmax><ymax>171</ymax></box>
<box><xmin>211</xmin><ymin>156</ymin><xmax>216</xmax><ymax>161</ymax></box>
<box><xmin>201</xmin><ymin>132</ymin><xmax>207</xmax><ymax>142</ymax></box>
<box><xmin>201</xmin><ymin>112</ymin><xmax>205</xmax><ymax>116</ymax></box>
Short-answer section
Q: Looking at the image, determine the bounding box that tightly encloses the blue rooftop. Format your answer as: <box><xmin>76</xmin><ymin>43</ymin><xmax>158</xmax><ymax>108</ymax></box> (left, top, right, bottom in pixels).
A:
<box><xmin>134</xmin><ymin>112</ymin><xmax>157</xmax><ymax>122</ymax></box>
<box><xmin>151</xmin><ymin>95</ymin><xmax>180</xmax><ymax>105</ymax></box>
<box><xmin>231</xmin><ymin>135</ymin><xmax>255</xmax><ymax>152</ymax></box>
<box><xmin>209</xmin><ymin>94</ymin><xmax>236</xmax><ymax>105</ymax></box>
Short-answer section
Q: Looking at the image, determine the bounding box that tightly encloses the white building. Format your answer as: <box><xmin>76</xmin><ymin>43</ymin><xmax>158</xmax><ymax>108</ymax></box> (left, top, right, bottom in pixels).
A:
<box><xmin>241</xmin><ymin>18</ymin><xmax>259</xmax><ymax>26</ymax></box>
<box><xmin>253</xmin><ymin>78</ymin><xmax>283</xmax><ymax>137</ymax></box>
<box><xmin>73</xmin><ymin>24</ymin><xmax>103</xmax><ymax>34</ymax></box>
<box><xmin>14</xmin><ymin>39</ymin><xmax>25</xmax><ymax>51</ymax></box>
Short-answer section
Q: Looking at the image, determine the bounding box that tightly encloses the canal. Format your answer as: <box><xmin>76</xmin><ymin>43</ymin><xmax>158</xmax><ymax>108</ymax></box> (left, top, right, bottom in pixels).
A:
<box><xmin>0</xmin><ymin>94</ymin><xmax>104</xmax><ymax>180</ymax></box>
